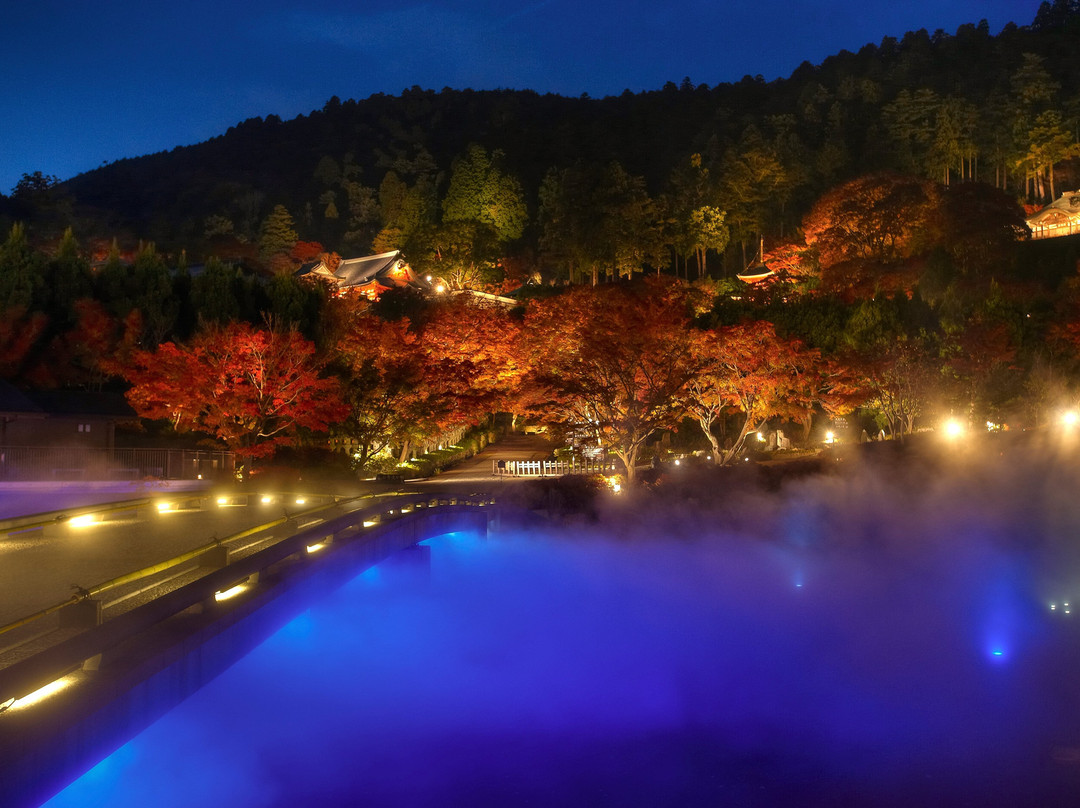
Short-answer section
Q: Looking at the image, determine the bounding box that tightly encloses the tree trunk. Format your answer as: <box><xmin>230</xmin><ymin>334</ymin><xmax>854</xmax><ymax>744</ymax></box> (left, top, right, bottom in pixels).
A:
<box><xmin>799</xmin><ymin>410</ymin><xmax>812</xmax><ymax>444</ymax></box>
<box><xmin>704</xmin><ymin>423</ymin><xmax>722</xmax><ymax>463</ymax></box>
<box><xmin>721</xmin><ymin>414</ymin><xmax>756</xmax><ymax>465</ymax></box>
<box><xmin>397</xmin><ymin>439</ymin><xmax>411</xmax><ymax>464</ymax></box>
<box><xmin>616</xmin><ymin>444</ymin><xmax>640</xmax><ymax>483</ymax></box>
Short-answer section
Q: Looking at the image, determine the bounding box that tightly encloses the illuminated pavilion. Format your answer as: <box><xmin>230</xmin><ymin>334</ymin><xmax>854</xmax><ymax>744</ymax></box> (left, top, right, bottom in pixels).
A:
<box><xmin>1026</xmin><ymin>191</ymin><xmax>1080</xmax><ymax>239</ymax></box>
<box><xmin>295</xmin><ymin>250</ymin><xmax>431</xmax><ymax>299</ymax></box>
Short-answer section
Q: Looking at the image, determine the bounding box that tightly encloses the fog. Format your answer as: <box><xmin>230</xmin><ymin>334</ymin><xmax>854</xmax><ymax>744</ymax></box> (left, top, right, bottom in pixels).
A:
<box><xmin>42</xmin><ymin>435</ymin><xmax>1080</xmax><ymax>806</ymax></box>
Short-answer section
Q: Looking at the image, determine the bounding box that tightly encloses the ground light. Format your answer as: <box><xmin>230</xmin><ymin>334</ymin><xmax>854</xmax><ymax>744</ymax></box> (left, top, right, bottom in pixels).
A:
<box><xmin>943</xmin><ymin>418</ymin><xmax>965</xmax><ymax>439</ymax></box>
<box><xmin>3</xmin><ymin>674</ymin><xmax>80</xmax><ymax>712</ymax></box>
<box><xmin>214</xmin><ymin>584</ymin><xmax>248</xmax><ymax>602</ymax></box>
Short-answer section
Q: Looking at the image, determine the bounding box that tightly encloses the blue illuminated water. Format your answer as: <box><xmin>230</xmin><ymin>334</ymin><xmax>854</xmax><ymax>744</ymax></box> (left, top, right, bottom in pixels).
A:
<box><xmin>40</xmin><ymin>496</ymin><xmax>1080</xmax><ymax>807</ymax></box>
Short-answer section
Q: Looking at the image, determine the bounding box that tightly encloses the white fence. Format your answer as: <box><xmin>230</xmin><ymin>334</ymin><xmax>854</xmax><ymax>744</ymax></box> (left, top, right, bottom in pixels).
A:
<box><xmin>493</xmin><ymin>458</ymin><xmax>612</xmax><ymax>477</ymax></box>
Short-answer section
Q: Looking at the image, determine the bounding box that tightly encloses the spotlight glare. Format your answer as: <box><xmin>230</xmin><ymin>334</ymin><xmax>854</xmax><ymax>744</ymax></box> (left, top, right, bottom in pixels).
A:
<box><xmin>8</xmin><ymin>674</ymin><xmax>79</xmax><ymax>711</ymax></box>
<box><xmin>214</xmin><ymin>584</ymin><xmax>247</xmax><ymax>601</ymax></box>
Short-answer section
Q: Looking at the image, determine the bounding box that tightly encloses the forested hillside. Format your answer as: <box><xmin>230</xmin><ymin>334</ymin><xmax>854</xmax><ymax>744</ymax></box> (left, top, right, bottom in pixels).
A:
<box><xmin>4</xmin><ymin>1</ymin><xmax>1080</xmax><ymax>285</ymax></box>
<box><xmin>5</xmin><ymin>3</ymin><xmax>1080</xmax><ymax>469</ymax></box>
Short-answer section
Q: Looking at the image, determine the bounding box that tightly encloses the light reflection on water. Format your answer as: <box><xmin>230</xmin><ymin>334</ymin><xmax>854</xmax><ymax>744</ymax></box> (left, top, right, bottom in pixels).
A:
<box><xmin>40</xmin><ymin>518</ymin><xmax>1080</xmax><ymax>807</ymax></box>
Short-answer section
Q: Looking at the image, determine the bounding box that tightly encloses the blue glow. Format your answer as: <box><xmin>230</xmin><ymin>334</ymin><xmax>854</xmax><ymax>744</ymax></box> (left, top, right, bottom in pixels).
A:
<box><xmin>39</xmin><ymin>522</ymin><xmax>1077</xmax><ymax>807</ymax></box>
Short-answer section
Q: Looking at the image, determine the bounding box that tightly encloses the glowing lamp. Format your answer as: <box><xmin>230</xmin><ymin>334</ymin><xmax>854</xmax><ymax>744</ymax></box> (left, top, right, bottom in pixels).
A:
<box><xmin>825</xmin><ymin>431</ymin><xmax>835</xmax><ymax>444</ymax></box>
<box><xmin>68</xmin><ymin>514</ymin><xmax>97</xmax><ymax>528</ymax></box>
<box><xmin>306</xmin><ymin>542</ymin><xmax>326</xmax><ymax>554</ymax></box>
<box><xmin>943</xmin><ymin>419</ymin><xmax>964</xmax><ymax>438</ymax></box>
<box><xmin>156</xmin><ymin>501</ymin><xmax>174</xmax><ymax>512</ymax></box>
<box><xmin>1063</xmin><ymin>411</ymin><xmax>1079</xmax><ymax>428</ymax></box>
<box><xmin>295</xmin><ymin>497</ymin><xmax>306</xmax><ymax>505</ymax></box>
<box><xmin>261</xmin><ymin>495</ymin><xmax>272</xmax><ymax>504</ymax></box>
<box><xmin>214</xmin><ymin>584</ymin><xmax>247</xmax><ymax>601</ymax></box>
<box><xmin>6</xmin><ymin>674</ymin><xmax>79</xmax><ymax>711</ymax></box>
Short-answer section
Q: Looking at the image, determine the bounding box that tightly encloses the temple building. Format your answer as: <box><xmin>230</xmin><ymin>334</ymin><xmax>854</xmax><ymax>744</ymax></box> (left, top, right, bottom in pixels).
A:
<box><xmin>1026</xmin><ymin>192</ymin><xmax>1080</xmax><ymax>239</ymax></box>
<box><xmin>295</xmin><ymin>250</ymin><xmax>431</xmax><ymax>299</ymax></box>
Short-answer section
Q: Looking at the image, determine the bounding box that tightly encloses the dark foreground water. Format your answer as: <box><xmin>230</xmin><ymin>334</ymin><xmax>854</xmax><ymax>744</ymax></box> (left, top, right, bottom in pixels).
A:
<box><xmin>39</xmin><ymin>457</ymin><xmax>1080</xmax><ymax>806</ymax></box>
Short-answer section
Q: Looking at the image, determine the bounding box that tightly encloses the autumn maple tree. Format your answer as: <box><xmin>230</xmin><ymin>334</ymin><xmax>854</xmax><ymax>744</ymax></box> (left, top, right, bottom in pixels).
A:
<box><xmin>419</xmin><ymin>295</ymin><xmax>527</xmax><ymax>421</ymax></box>
<box><xmin>123</xmin><ymin>321</ymin><xmax>344</xmax><ymax>460</ymax></box>
<box><xmin>333</xmin><ymin>309</ymin><xmax>436</xmax><ymax>469</ymax></box>
<box><xmin>524</xmin><ymin>280</ymin><xmax>703</xmax><ymax>481</ymax></box>
<box><xmin>802</xmin><ymin>172</ymin><xmax>937</xmax><ymax>269</ymax></box>
<box><xmin>685</xmin><ymin>321</ymin><xmax>821</xmax><ymax>464</ymax></box>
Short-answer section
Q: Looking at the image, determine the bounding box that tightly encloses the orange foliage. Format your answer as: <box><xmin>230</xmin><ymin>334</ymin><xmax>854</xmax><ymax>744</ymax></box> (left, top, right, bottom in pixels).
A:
<box><xmin>122</xmin><ymin>322</ymin><xmax>344</xmax><ymax>458</ymax></box>
<box><xmin>686</xmin><ymin>322</ymin><xmax>821</xmax><ymax>462</ymax></box>
<box><xmin>290</xmin><ymin>241</ymin><xmax>325</xmax><ymax>264</ymax></box>
<box><xmin>524</xmin><ymin>280</ymin><xmax>702</xmax><ymax>480</ymax></box>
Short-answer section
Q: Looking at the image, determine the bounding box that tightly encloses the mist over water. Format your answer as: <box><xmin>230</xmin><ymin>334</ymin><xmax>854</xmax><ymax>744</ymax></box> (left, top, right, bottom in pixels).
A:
<box><xmin>42</xmin><ymin>437</ymin><xmax>1080</xmax><ymax>806</ymax></box>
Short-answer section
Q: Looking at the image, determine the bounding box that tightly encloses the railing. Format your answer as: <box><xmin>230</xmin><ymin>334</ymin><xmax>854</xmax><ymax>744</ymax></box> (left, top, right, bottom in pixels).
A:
<box><xmin>0</xmin><ymin>493</ymin><xmax>354</xmax><ymax>639</ymax></box>
<box><xmin>493</xmin><ymin>458</ymin><xmax>612</xmax><ymax>477</ymax></box>
<box><xmin>0</xmin><ymin>492</ymin><xmax>497</xmax><ymax>710</ymax></box>
<box><xmin>0</xmin><ymin>446</ymin><xmax>234</xmax><ymax>481</ymax></box>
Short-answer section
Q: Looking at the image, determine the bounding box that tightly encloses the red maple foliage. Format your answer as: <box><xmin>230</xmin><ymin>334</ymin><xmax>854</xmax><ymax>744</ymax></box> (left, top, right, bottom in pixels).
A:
<box><xmin>122</xmin><ymin>322</ymin><xmax>345</xmax><ymax>459</ymax></box>
<box><xmin>524</xmin><ymin>280</ymin><xmax>702</xmax><ymax>481</ymax></box>
<box><xmin>685</xmin><ymin>321</ymin><xmax>821</xmax><ymax>463</ymax></box>
<box><xmin>290</xmin><ymin>241</ymin><xmax>325</xmax><ymax>264</ymax></box>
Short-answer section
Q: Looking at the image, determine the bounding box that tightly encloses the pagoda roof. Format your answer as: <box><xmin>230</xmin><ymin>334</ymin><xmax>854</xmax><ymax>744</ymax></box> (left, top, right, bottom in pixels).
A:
<box><xmin>295</xmin><ymin>250</ymin><xmax>430</xmax><ymax>296</ymax></box>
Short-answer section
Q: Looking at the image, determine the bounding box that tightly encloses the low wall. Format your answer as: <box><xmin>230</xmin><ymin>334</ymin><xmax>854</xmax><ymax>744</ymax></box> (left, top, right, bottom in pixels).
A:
<box><xmin>0</xmin><ymin>504</ymin><xmax>492</xmax><ymax>808</ymax></box>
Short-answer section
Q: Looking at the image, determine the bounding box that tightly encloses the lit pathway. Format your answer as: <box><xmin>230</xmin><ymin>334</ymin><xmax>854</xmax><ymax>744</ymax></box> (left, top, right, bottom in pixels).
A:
<box><xmin>410</xmin><ymin>433</ymin><xmax>556</xmax><ymax>491</ymax></box>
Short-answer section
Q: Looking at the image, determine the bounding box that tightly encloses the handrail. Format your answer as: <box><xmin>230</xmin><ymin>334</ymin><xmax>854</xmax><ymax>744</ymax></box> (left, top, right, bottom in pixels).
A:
<box><xmin>0</xmin><ymin>493</ymin><xmax>367</xmax><ymax>638</ymax></box>
<box><xmin>0</xmin><ymin>498</ymin><xmax>157</xmax><ymax>536</ymax></box>
<box><xmin>0</xmin><ymin>493</ymin><xmax>497</xmax><ymax>707</ymax></box>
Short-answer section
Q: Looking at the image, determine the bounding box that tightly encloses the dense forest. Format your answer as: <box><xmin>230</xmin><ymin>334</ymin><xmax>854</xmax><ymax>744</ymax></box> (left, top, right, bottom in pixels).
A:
<box><xmin>3</xmin><ymin>1</ymin><xmax>1080</xmax><ymax>281</ymax></box>
<box><xmin>4</xmin><ymin>1</ymin><xmax>1080</xmax><ymax>475</ymax></box>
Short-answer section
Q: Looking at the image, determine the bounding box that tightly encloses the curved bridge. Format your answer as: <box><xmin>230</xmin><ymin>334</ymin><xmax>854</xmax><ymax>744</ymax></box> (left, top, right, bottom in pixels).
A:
<box><xmin>0</xmin><ymin>492</ymin><xmax>507</xmax><ymax>808</ymax></box>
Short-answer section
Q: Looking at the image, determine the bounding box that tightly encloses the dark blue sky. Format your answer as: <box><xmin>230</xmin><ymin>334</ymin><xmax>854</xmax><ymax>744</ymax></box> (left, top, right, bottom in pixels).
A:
<box><xmin>0</xmin><ymin>0</ymin><xmax>1043</xmax><ymax>195</ymax></box>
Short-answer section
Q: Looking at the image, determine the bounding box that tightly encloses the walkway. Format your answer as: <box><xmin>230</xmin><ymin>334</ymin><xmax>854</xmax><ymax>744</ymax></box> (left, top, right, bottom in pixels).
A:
<box><xmin>411</xmin><ymin>433</ymin><xmax>556</xmax><ymax>491</ymax></box>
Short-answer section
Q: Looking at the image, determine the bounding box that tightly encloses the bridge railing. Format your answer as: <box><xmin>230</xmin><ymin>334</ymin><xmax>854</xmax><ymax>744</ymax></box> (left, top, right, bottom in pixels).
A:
<box><xmin>493</xmin><ymin>458</ymin><xmax>612</xmax><ymax>477</ymax></box>
<box><xmin>0</xmin><ymin>492</ymin><xmax>497</xmax><ymax>711</ymax></box>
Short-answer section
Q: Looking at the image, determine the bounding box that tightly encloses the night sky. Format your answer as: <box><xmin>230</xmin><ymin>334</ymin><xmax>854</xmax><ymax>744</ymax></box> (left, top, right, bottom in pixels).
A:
<box><xmin>0</xmin><ymin>0</ymin><xmax>1042</xmax><ymax>195</ymax></box>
